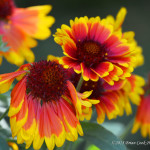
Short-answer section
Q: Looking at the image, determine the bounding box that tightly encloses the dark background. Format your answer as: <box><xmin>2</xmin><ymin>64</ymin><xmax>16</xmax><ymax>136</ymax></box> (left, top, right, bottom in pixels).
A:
<box><xmin>1</xmin><ymin>0</ymin><xmax>150</xmax><ymax>149</ymax></box>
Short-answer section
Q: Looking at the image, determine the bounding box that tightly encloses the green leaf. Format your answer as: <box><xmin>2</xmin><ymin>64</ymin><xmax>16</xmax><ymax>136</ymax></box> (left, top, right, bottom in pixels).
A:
<box><xmin>0</xmin><ymin>94</ymin><xmax>7</xmax><ymax>102</ymax></box>
<box><xmin>0</xmin><ymin>138</ymin><xmax>9</xmax><ymax>150</ymax></box>
<box><xmin>71</xmin><ymin>138</ymin><xmax>86</xmax><ymax>150</ymax></box>
<box><xmin>102</xmin><ymin>122</ymin><xmax>125</xmax><ymax>136</ymax></box>
<box><xmin>0</xmin><ymin>91</ymin><xmax>11</xmax><ymax>108</ymax></box>
<box><xmin>0</xmin><ymin>36</ymin><xmax>10</xmax><ymax>52</ymax></box>
<box><xmin>81</xmin><ymin>122</ymin><xmax>126</xmax><ymax>150</ymax></box>
<box><xmin>0</xmin><ymin>94</ymin><xmax>9</xmax><ymax>107</ymax></box>
<box><xmin>0</xmin><ymin>126</ymin><xmax>10</xmax><ymax>150</ymax></box>
<box><xmin>54</xmin><ymin>138</ymin><xmax>86</xmax><ymax>150</ymax></box>
<box><xmin>0</xmin><ymin>126</ymin><xmax>11</xmax><ymax>139</ymax></box>
<box><xmin>87</xmin><ymin>145</ymin><xmax>101</xmax><ymax>150</ymax></box>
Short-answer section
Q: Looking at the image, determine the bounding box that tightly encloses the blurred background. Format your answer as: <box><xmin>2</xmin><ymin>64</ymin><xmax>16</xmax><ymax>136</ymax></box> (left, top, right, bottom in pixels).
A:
<box><xmin>1</xmin><ymin>0</ymin><xmax>150</xmax><ymax>149</ymax></box>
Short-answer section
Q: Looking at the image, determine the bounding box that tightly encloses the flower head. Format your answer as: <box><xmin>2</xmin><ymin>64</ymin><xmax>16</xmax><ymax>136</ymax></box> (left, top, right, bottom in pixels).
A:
<box><xmin>69</xmin><ymin>69</ymin><xmax>145</xmax><ymax>123</ymax></box>
<box><xmin>54</xmin><ymin>9</ymin><xmax>141</xmax><ymax>85</ymax></box>
<box><xmin>132</xmin><ymin>95</ymin><xmax>150</xmax><ymax>138</ymax></box>
<box><xmin>0</xmin><ymin>58</ymin><xmax>93</xmax><ymax>150</ymax></box>
<box><xmin>132</xmin><ymin>75</ymin><xmax>150</xmax><ymax>138</ymax></box>
<box><xmin>0</xmin><ymin>0</ymin><xmax>55</xmax><ymax>65</ymax></box>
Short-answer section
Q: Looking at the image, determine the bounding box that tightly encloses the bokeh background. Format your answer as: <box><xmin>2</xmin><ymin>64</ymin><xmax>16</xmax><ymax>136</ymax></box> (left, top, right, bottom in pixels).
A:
<box><xmin>1</xmin><ymin>0</ymin><xmax>150</xmax><ymax>149</ymax></box>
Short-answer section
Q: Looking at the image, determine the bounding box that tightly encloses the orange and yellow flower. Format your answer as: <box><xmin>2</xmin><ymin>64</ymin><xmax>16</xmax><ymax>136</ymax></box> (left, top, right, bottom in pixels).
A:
<box><xmin>115</xmin><ymin>74</ymin><xmax>145</xmax><ymax>116</ymax></box>
<box><xmin>79</xmin><ymin>79</ymin><xmax>124</xmax><ymax>123</ymax></box>
<box><xmin>54</xmin><ymin>8</ymin><xmax>142</xmax><ymax>85</ymax></box>
<box><xmin>0</xmin><ymin>58</ymin><xmax>93</xmax><ymax>150</ymax></box>
<box><xmin>132</xmin><ymin>75</ymin><xmax>150</xmax><ymax>138</ymax></box>
<box><xmin>132</xmin><ymin>95</ymin><xmax>150</xmax><ymax>138</ymax></box>
<box><xmin>69</xmin><ymin>69</ymin><xmax>145</xmax><ymax>124</ymax></box>
<box><xmin>0</xmin><ymin>0</ymin><xmax>55</xmax><ymax>66</ymax></box>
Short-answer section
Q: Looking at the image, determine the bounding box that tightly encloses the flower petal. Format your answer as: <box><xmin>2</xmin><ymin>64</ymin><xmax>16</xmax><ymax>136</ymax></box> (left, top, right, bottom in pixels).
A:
<box><xmin>8</xmin><ymin>77</ymin><xmax>27</xmax><ymax>116</ymax></box>
<box><xmin>57</xmin><ymin>99</ymin><xmax>83</xmax><ymax>141</ymax></box>
<box><xmin>81</xmin><ymin>63</ymin><xmax>99</xmax><ymax>81</ymax></box>
<box><xmin>0</xmin><ymin>70</ymin><xmax>26</xmax><ymax>94</ymax></box>
<box><xmin>67</xmin><ymin>80</ymin><xmax>82</xmax><ymax>114</ymax></box>
<box><xmin>10</xmin><ymin>94</ymin><xmax>28</xmax><ymax>137</ymax></box>
<box><xmin>71</xmin><ymin>17</ymin><xmax>88</xmax><ymax>41</ymax></box>
<box><xmin>45</xmin><ymin>103</ymin><xmax>65</xmax><ymax>148</ymax></box>
<box><xmin>91</xmin><ymin>62</ymin><xmax>114</xmax><ymax>78</ymax></box>
<box><xmin>61</xmin><ymin>57</ymin><xmax>81</xmax><ymax>73</ymax></box>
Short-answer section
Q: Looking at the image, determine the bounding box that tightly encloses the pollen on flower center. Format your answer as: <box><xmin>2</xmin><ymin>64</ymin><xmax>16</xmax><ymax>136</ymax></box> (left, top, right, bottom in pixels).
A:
<box><xmin>77</xmin><ymin>41</ymin><xmax>107</xmax><ymax>67</ymax></box>
<box><xmin>26</xmin><ymin>60</ymin><xmax>68</xmax><ymax>102</ymax></box>
<box><xmin>83</xmin><ymin>41</ymin><xmax>100</xmax><ymax>54</ymax></box>
<box><xmin>80</xmin><ymin>80</ymin><xmax>104</xmax><ymax>98</ymax></box>
<box><xmin>0</xmin><ymin>0</ymin><xmax>14</xmax><ymax>20</ymax></box>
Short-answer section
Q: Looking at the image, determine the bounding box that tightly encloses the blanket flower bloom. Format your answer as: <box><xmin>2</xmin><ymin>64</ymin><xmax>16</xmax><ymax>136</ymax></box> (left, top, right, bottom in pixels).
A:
<box><xmin>132</xmin><ymin>95</ymin><xmax>150</xmax><ymax>138</ymax></box>
<box><xmin>0</xmin><ymin>58</ymin><xmax>93</xmax><ymax>150</ymax></box>
<box><xmin>54</xmin><ymin>8</ymin><xmax>142</xmax><ymax>85</ymax></box>
<box><xmin>0</xmin><ymin>0</ymin><xmax>55</xmax><ymax>65</ymax></box>
<box><xmin>69</xmin><ymin>69</ymin><xmax>145</xmax><ymax>123</ymax></box>
<box><xmin>132</xmin><ymin>75</ymin><xmax>150</xmax><ymax>138</ymax></box>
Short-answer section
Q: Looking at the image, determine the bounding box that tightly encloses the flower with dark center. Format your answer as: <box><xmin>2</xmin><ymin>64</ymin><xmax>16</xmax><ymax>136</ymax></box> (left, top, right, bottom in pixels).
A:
<box><xmin>54</xmin><ymin>9</ymin><xmax>143</xmax><ymax>85</ymax></box>
<box><xmin>68</xmin><ymin>69</ymin><xmax>145</xmax><ymax>124</ymax></box>
<box><xmin>0</xmin><ymin>0</ymin><xmax>15</xmax><ymax>20</ymax></box>
<box><xmin>82</xmin><ymin>75</ymin><xmax>144</xmax><ymax>123</ymax></box>
<box><xmin>0</xmin><ymin>58</ymin><xmax>93</xmax><ymax>150</ymax></box>
<box><xmin>26</xmin><ymin>60</ymin><xmax>68</xmax><ymax>102</ymax></box>
<box><xmin>77</xmin><ymin>40</ymin><xmax>107</xmax><ymax>67</ymax></box>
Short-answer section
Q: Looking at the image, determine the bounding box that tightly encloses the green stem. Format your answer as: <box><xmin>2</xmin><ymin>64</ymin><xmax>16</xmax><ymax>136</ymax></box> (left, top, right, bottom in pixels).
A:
<box><xmin>76</xmin><ymin>76</ymin><xmax>84</xmax><ymax>92</ymax></box>
<box><xmin>6</xmin><ymin>139</ymin><xmax>17</xmax><ymax>143</ymax></box>
<box><xmin>0</xmin><ymin>107</ymin><xmax>9</xmax><ymax>121</ymax></box>
<box><xmin>120</xmin><ymin>118</ymin><xmax>134</xmax><ymax>140</ymax></box>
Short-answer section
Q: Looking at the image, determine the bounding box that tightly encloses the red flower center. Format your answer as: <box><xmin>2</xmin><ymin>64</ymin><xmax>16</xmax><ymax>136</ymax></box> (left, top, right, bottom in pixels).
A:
<box><xmin>0</xmin><ymin>0</ymin><xmax>15</xmax><ymax>20</ymax></box>
<box><xmin>77</xmin><ymin>41</ymin><xmax>107</xmax><ymax>67</ymax></box>
<box><xmin>27</xmin><ymin>60</ymin><xmax>68</xmax><ymax>102</ymax></box>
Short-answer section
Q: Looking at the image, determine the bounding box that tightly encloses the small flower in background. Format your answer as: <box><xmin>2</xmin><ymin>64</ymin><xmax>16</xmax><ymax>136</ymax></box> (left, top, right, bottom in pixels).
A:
<box><xmin>54</xmin><ymin>8</ymin><xmax>143</xmax><ymax>85</ymax></box>
<box><xmin>132</xmin><ymin>74</ymin><xmax>150</xmax><ymax>138</ymax></box>
<box><xmin>0</xmin><ymin>56</ymin><xmax>94</xmax><ymax>150</ymax></box>
<box><xmin>0</xmin><ymin>0</ymin><xmax>55</xmax><ymax>66</ymax></box>
<box><xmin>132</xmin><ymin>95</ymin><xmax>150</xmax><ymax>138</ymax></box>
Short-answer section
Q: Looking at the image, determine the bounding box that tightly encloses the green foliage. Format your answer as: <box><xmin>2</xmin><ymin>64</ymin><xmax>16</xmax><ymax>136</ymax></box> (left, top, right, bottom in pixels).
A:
<box><xmin>0</xmin><ymin>94</ymin><xmax>9</xmax><ymax>108</ymax></box>
<box><xmin>0</xmin><ymin>36</ymin><xmax>10</xmax><ymax>52</ymax></box>
<box><xmin>0</xmin><ymin>139</ymin><xmax>9</xmax><ymax>150</ymax></box>
<box><xmin>87</xmin><ymin>145</ymin><xmax>101</xmax><ymax>150</ymax></box>
<box><xmin>81</xmin><ymin>122</ymin><xmax>126</xmax><ymax>150</ymax></box>
<box><xmin>0</xmin><ymin>91</ymin><xmax>11</xmax><ymax>108</ymax></box>
<box><xmin>0</xmin><ymin>126</ymin><xmax>11</xmax><ymax>150</ymax></box>
<box><xmin>0</xmin><ymin>126</ymin><xmax>11</xmax><ymax>139</ymax></box>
